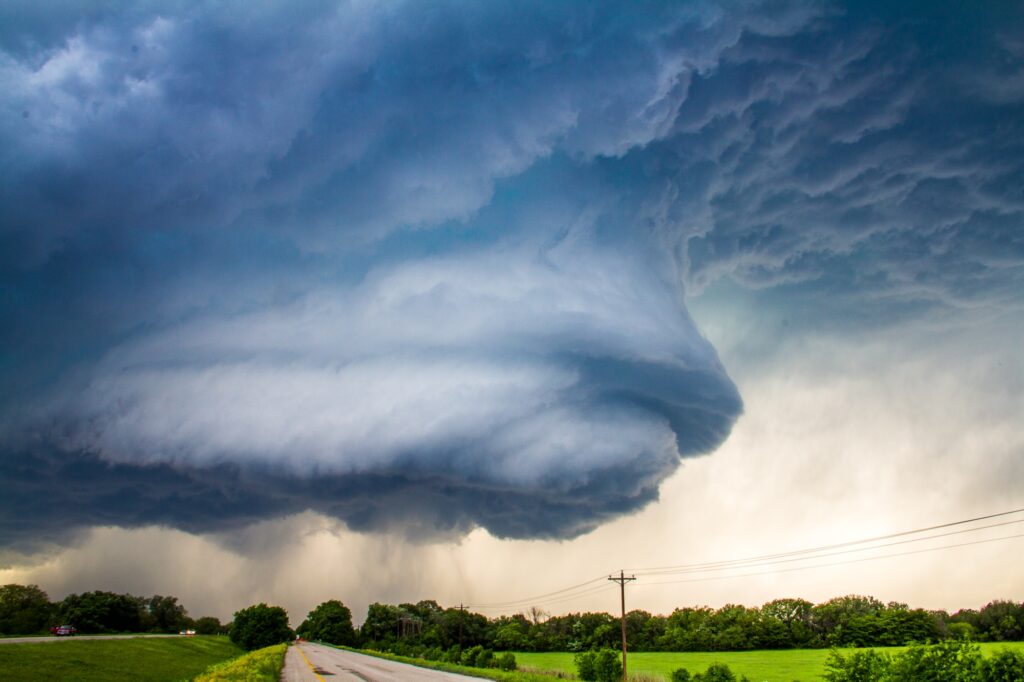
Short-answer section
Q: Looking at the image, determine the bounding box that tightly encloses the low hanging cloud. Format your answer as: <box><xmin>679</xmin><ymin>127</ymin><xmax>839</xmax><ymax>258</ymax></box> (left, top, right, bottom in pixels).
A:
<box><xmin>1</xmin><ymin>1</ymin><xmax>1022</xmax><ymax>551</ymax></box>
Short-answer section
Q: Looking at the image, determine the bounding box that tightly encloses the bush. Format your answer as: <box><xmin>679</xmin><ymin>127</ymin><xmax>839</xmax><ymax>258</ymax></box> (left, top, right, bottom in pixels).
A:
<box><xmin>193</xmin><ymin>642</ymin><xmax>287</xmax><ymax>682</ymax></box>
<box><xmin>692</xmin><ymin>662</ymin><xmax>736</xmax><ymax>682</ymax></box>
<box><xmin>229</xmin><ymin>603</ymin><xmax>294</xmax><ymax>651</ymax></box>
<box><xmin>474</xmin><ymin>647</ymin><xmax>494</xmax><ymax>668</ymax></box>
<box><xmin>461</xmin><ymin>645</ymin><xmax>484</xmax><ymax>667</ymax></box>
<box><xmin>575</xmin><ymin>651</ymin><xmax>597</xmax><ymax>681</ymax></box>
<box><xmin>671</xmin><ymin>669</ymin><xmax>692</xmax><ymax>682</ymax></box>
<box><xmin>823</xmin><ymin>649</ymin><xmax>893</xmax><ymax>682</ymax></box>
<box><xmin>593</xmin><ymin>649</ymin><xmax>623</xmax><ymax>682</ymax></box>
<box><xmin>497</xmin><ymin>652</ymin><xmax>517</xmax><ymax>671</ymax></box>
<box><xmin>981</xmin><ymin>648</ymin><xmax>1024</xmax><ymax>681</ymax></box>
<box><xmin>887</xmin><ymin>639</ymin><xmax>982</xmax><ymax>681</ymax></box>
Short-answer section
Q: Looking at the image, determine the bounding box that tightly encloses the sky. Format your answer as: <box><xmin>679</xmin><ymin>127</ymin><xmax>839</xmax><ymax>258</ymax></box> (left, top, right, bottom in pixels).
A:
<box><xmin>1</xmin><ymin>1</ymin><xmax>1022</xmax><ymax>625</ymax></box>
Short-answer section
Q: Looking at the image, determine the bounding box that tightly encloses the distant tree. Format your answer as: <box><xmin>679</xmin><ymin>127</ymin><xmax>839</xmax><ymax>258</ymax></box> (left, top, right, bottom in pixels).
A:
<box><xmin>194</xmin><ymin>616</ymin><xmax>224</xmax><ymax>635</ymax></box>
<box><xmin>494</xmin><ymin>621</ymin><xmax>527</xmax><ymax>650</ymax></box>
<box><xmin>0</xmin><ymin>584</ymin><xmax>53</xmax><ymax>635</ymax></box>
<box><xmin>146</xmin><ymin>595</ymin><xmax>189</xmax><ymax>633</ymax></box>
<box><xmin>229</xmin><ymin>603</ymin><xmax>294</xmax><ymax>651</ymax></box>
<box><xmin>361</xmin><ymin>603</ymin><xmax>400</xmax><ymax>644</ymax></box>
<box><xmin>58</xmin><ymin>591</ymin><xmax>142</xmax><ymax>633</ymax></box>
<box><xmin>297</xmin><ymin>600</ymin><xmax>356</xmax><ymax>645</ymax></box>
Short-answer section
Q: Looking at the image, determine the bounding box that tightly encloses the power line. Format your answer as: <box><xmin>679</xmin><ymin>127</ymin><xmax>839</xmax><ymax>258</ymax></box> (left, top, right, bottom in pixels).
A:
<box><xmin>624</xmin><ymin>506</ymin><xmax>1024</xmax><ymax>574</ymax></box>
<box><xmin>465</xmin><ymin>574</ymin><xmax>608</xmax><ymax>609</ymax></box>
<box><xmin>459</xmin><ymin>506</ymin><xmax>1024</xmax><ymax>616</ymax></box>
<box><xmin>632</xmin><ymin>532</ymin><xmax>1024</xmax><ymax>587</ymax></box>
<box><xmin>634</xmin><ymin>517</ymin><xmax>1024</xmax><ymax>578</ymax></box>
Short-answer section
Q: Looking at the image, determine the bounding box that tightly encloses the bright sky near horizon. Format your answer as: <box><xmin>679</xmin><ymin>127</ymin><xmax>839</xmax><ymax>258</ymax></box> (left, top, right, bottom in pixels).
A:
<box><xmin>1</xmin><ymin>1</ymin><xmax>1022</xmax><ymax>625</ymax></box>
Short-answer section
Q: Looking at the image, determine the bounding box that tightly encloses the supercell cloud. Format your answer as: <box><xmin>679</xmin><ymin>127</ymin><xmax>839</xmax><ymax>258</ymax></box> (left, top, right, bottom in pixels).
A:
<box><xmin>1</xmin><ymin>1</ymin><xmax>1022</xmax><ymax>550</ymax></box>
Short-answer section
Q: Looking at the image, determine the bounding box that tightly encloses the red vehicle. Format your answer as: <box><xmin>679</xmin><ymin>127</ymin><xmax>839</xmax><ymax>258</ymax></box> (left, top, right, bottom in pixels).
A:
<box><xmin>50</xmin><ymin>625</ymin><xmax>77</xmax><ymax>636</ymax></box>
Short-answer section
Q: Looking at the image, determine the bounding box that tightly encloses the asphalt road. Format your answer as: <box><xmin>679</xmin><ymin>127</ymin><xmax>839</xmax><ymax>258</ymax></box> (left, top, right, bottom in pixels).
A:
<box><xmin>0</xmin><ymin>634</ymin><xmax>182</xmax><ymax>645</ymax></box>
<box><xmin>283</xmin><ymin>643</ymin><xmax>484</xmax><ymax>682</ymax></box>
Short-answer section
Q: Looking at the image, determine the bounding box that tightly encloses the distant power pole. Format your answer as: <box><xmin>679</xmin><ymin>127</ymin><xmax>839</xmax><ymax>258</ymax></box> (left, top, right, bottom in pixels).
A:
<box><xmin>458</xmin><ymin>603</ymin><xmax>466</xmax><ymax>648</ymax></box>
<box><xmin>608</xmin><ymin>570</ymin><xmax>636</xmax><ymax>682</ymax></box>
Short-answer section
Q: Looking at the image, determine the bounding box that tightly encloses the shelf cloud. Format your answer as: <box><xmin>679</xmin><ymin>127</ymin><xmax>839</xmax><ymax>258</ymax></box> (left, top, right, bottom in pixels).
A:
<box><xmin>1</xmin><ymin>1</ymin><xmax>1021</xmax><ymax>551</ymax></box>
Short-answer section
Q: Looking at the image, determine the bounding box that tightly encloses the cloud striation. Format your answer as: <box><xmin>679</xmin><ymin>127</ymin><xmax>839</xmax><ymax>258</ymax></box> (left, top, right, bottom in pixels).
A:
<box><xmin>0</xmin><ymin>1</ymin><xmax>1022</xmax><ymax>550</ymax></box>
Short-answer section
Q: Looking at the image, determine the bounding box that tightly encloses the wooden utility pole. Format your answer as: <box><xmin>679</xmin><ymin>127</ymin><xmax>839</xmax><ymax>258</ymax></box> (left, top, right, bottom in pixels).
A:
<box><xmin>458</xmin><ymin>603</ymin><xmax>466</xmax><ymax>648</ymax></box>
<box><xmin>608</xmin><ymin>570</ymin><xmax>636</xmax><ymax>682</ymax></box>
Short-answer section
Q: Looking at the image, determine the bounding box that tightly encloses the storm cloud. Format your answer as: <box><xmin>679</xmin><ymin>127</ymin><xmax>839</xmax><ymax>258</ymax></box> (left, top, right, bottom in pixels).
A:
<box><xmin>1</xmin><ymin>1</ymin><xmax>1022</xmax><ymax>550</ymax></box>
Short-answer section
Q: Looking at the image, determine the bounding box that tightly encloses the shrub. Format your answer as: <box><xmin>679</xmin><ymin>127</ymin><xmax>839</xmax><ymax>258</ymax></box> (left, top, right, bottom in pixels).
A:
<box><xmin>823</xmin><ymin>649</ymin><xmax>893</xmax><ymax>682</ymax></box>
<box><xmin>593</xmin><ymin>649</ymin><xmax>623</xmax><ymax>682</ymax></box>
<box><xmin>887</xmin><ymin>639</ymin><xmax>982</xmax><ymax>681</ymax></box>
<box><xmin>980</xmin><ymin>648</ymin><xmax>1024</xmax><ymax>681</ymax></box>
<box><xmin>671</xmin><ymin>669</ymin><xmax>692</xmax><ymax>682</ymax></box>
<box><xmin>228</xmin><ymin>603</ymin><xmax>294</xmax><ymax>651</ymax></box>
<box><xmin>575</xmin><ymin>651</ymin><xmax>597</xmax><ymax>681</ymax></box>
<box><xmin>446</xmin><ymin>645</ymin><xmax>462</xmax><ymax>663</ymax></box>
<box><xmin>474</xmin><ymin>647</ymin><xmax>494</xmax><ymax>668</ymax></box>
<box><xmin>461</xmin><ymin>645</ymin><xmax>484</xmax><ymax>667</ymax></box>
<box><xmin>692</xmin><ymin>662</ymin><xmax>736</xmax><ymax>682</ymax></box>
<box><xmin>497</xmin><ymin>652</ymin><xmax>517</xmax><ymax>671</ymax></box>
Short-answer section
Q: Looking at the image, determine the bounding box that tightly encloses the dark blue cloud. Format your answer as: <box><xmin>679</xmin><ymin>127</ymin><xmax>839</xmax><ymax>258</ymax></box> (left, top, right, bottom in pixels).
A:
<box><xmin>0</xmin><ymin>1</ymin><xmax>1021</xmax><ymax>549</ymax></box>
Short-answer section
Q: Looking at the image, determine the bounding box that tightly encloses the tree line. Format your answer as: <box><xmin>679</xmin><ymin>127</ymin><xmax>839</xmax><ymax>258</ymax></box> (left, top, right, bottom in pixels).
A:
<box><xmin>0</xmin><ymin>584</ymin><xmax>224</xmax><ymax>636</ymax></box>
<box><xmin>3</xmin><ymin>583</ymin><xmax>1022</xmax><ymax>654</ymax></box>
<box><xmin>358</xmin><ymin>595</ymin><xmax>1024</xmax><ymax>654</ymax></box>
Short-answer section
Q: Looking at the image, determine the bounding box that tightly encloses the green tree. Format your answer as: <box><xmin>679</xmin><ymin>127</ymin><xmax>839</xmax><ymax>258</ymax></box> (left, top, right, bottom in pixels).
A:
<box><xmin>146</xmin><ymin>595</ymin><xmax>189</xmax><ymax>633</ymax></box>
<box><xmin>229</xmin><ymin>603</ymin><xmax>294</xmax><ymax>651</ymax></box>
<box><xmin>361</xmin><ymin>603</ymin><xmax>400</xmax><ymax>645</ymax></box>
<box><xmin>194</xmin><ymin>616</ymin><xmax>224</xmax><ymax>635</ymax></box>
<box><xmin>0</xmin><ymin>584</ymin><xmax>53</xmax><ymax>635</ymax></box>
<box><xmin>297</xmin><ymin>600</ymin><xmax>356</xmax><ymax>645</ymax></box>
<box><xmin>58</xmin><ymin>591</ymin><xmax>142</xmax><ymax>633</ymax></box>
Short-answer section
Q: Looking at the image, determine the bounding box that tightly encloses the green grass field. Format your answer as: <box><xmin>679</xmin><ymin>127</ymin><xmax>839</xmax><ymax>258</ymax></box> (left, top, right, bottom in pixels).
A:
<box><xmin>0</xmin><ymin>635</ymin><xmax>244</xmax><ymax>682</ymax></box>
<box><xmin>515</xmin><ymin>642</ymin><xmax>1024</xmax><ymax>682</ymax></box>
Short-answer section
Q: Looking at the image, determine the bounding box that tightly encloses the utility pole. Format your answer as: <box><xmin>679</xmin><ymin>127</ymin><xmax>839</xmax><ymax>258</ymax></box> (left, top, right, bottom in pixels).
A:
<box><xmin>458</xmin><ymin>603</ymin><xmax>466</xmax><ymax>649</ymax></box>
<box><xmin>608</xmin><ymin>570</ymin><xmax>636</xmax><ymax>682</ymax></box>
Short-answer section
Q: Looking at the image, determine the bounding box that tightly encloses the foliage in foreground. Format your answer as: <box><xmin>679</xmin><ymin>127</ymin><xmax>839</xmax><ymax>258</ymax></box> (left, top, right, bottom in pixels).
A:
<box><xmin>575</xmin><ymin>649</ymin><xmax>622</xmax><ymax>682</ymax></box>
<box><xmin>671</xmin><ymin>662</ymin><xmax>750</xmax><ymax>682</ymax></box>
<box><xmin>228</xmin><ymin>603</ymin><xmax>294</xmax><ymax>651</ymax></box>
<box><xmin>192</xmin><ymin>642</ymin><xmax>287</xmax><ymax>682</ymax></box>
<box><xmin>823</xmin><ymin>639</ymin><xmax>1024</xmax><ymax>681</ymax></box>
<box><xmin>0</xmin><ymin>635</ymin><xmax>242</xmax><ymax>682</ymax></box>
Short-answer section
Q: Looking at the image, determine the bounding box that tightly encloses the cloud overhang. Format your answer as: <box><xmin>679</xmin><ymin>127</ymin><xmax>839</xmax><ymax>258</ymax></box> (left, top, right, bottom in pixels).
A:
<box><xmin>0</xmin><ymin>1</ymin><xmax>1022</xmax><ymax>551</ymax></box>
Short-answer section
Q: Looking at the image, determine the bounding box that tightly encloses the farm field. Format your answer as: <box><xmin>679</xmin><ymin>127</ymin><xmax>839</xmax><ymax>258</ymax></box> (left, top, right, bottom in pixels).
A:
<box><xmin>515</xmin><ymin>642</ymin><xmax>1024</xmax><ymax>682</ymax></box>
<box><xmin>0</xmin><ymin>635</ymin><xmax>243</xmax><ymax>682</ymax></box>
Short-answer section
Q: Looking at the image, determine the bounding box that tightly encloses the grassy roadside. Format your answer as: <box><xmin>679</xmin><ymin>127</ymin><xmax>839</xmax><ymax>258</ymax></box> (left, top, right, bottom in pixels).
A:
<box><xmin>192</xmin><ymin>642</ymin><xmax>287</xmax><ymax>681</ymax></box>
<box><xmin>318</xmin><ymin>643</ymin><xmax>570</xmax><ymax>682</ymax></box>
<box><xmin>0</xmin><ymin>635</ymin><xmax>242</xmax><ymax>682</ymax></box>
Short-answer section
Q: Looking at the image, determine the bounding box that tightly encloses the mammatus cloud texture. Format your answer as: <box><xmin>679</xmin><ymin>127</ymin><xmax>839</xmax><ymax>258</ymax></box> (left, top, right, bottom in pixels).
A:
<box><xmin>1</xmin><ymin>1</ymin><xmax>1022</xmax><ymax>550</ymax></box>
